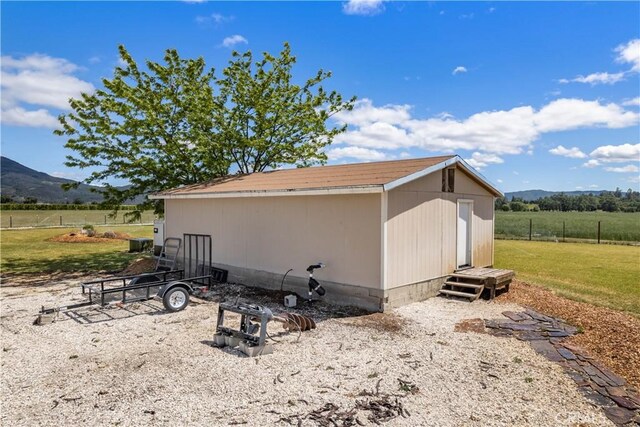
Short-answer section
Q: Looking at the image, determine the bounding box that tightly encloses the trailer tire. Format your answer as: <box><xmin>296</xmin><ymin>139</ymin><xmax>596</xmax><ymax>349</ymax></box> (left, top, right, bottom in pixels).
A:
<box><xmin>163</xmin><ymin>287</ymin><xmax>190</xmax><ymax>312</ymax></box>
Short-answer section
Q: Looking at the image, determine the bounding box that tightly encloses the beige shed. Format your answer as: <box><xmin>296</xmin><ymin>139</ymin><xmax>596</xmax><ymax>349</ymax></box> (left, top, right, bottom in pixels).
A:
<box><xmin>150</xmin><ymin>155</ymin><xmax>502</xmax><ymax>311</ymax></box>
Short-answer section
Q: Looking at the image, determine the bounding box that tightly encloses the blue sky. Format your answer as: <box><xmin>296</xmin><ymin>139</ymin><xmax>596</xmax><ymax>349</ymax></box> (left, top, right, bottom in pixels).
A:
<box><xmin>1</xmin><ymin>1</ymin><xmax>639</xmax><ymax>193</ymax></box>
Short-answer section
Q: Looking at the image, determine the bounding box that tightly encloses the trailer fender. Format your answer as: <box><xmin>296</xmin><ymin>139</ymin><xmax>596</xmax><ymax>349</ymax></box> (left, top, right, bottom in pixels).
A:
<box><xmin>158</xmin><ymin>281</ymin><xmax>193</xmax><ymax>298</ymax></box>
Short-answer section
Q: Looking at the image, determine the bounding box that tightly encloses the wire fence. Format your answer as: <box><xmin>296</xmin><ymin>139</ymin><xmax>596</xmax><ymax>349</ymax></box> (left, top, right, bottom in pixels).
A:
<box><xmin>495</xmin><ymin>215</ymin><xmax>640</xmax><ymax>244</ymax></box>
<box><xmin>1</xmin><ymin>210</ymin><xmax>157</xmax><ymax>229</ymax></box>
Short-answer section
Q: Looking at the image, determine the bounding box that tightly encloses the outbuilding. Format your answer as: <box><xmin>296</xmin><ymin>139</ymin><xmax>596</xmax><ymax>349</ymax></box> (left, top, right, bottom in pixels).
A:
<box><xmin>150</xmin><ymin>155</ymin><xmax>503</xmax><ymax>311</ymax></box>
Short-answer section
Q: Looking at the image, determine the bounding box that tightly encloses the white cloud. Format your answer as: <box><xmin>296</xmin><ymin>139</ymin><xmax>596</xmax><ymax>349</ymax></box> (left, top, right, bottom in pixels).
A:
<box><xmin>1</xmin><ymin>53</ymin><xmax>94</xmax><ymax>128</ymax></box>
<box><xmin>196</xmin><ymin>12</ymin><xmax>233</xmax><ymax>25</ymax></box>
<box><xmin>590</xmin><ymin>143</ymin><xmax>640</xmax><ymax>163</ymax></box>
<box><xmin>565</xmin><ymin>72</ymin><xmax>626</xmax><ymax>85</ymax></box>
<box><xmin>589</xmin><ymin>184</ymin><xmax>599</xmax><ymax>188</ymax></box>
<box><xmin>326</xmin><ymin>146</ymin><xmax>388</xmax><ymax>162</ymax></box>
<box><xmin>463</xmin><ymin>152</ymin><xmax>504</xmax><ymax>170</ymax></box>
<box><xmin>183</xmin><ymin>0</ymin><xmax>206</xmax><ymax>3</ymax></box>
<box><xmin>604</xmin><ymin>165</ymin><xmax>639</xmax><ymax>173</ymax></box>
<box><xmin>548</xmin><ymin>145</ymin><xmax>587</xmax><ymax>159</ymax></box>
<box><xmin>221</xmin><ymin>35</ymin><xmax>248</xmax><ymax>48</ymax></box>
<box><xmin>623</xmin><ymin>97</ymin><xmax>640</xmax><ymax>107</ymax></box>
<box><xmin>333</xmin><ymin>98</ymin><xmax>639</xmax><ymax>158</ymax></box>
<box><xmin>615</xmin><ymin>38</ymin><xmax>640</xmax><ymax>72</ymax></box>
<box><xmin>333</xmin><ymin>99</ymin><xmax>411</xmax><ymax>127</ymax></box>
<box><xmin>1</xmin><ymin>54</ymin><xmax>78</xmax><ymax>73</ymax></box>
<box><xmin>534</xmin><ymin>98</ymin><xmax>638</xmax><ymax>132</ymax></box>
<box><xmin>496</xmin><ymin>179</ymin><xmax>503</xmax><ymax>183</ymax></box>
<box><xmin>452</xmin><ymin>66</ymin><xmax>467</xmax><ymax>75</ymax></box>
<box><xmin>1</xmin><ymin>106</ymin><xmax>58</xmax><ymax>128</ymax></box>
<box><xmin>560</xmin><ymin>38</ymin><xmax>640</xmax><ymax>85</ymax></box>
<box><xmin>582</xmin><ymin>160</ymin><xmax>601</xmax><ymax>168</ymax></box>
<box><xmin>342</xmin><ymin>0</ymin><xmax>384</xmax><ymax>16</ymax></box>
<box><xmin>88</xmin><ymin>56</ymin><xmax>101</xmax><ymax>64</ymax></box>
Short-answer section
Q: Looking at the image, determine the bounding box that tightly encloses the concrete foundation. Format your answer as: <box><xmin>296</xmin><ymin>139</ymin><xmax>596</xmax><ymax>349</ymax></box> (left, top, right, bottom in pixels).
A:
<box><xmin>382</xmin><ymin>276</ymin><xmax>446</xmax><ymax>310</ymax></box>
<box><xmin>205</xmin><ymin>262</ymin><xmax>447</xmax><ymax>312</ymax></box>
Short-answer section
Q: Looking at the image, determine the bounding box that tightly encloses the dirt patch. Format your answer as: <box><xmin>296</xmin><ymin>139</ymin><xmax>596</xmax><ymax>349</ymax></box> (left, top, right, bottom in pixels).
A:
<box><xmin>495</xmin><ymin>279</ymin><xmax>640</xmax><ymax>390</ymax></box>
<box><xmin>340</xmin><ymin>312</ymin><xmax>408</xmax><ymax>334</ymax></box>
<box><xmin>454</xmin><ymin>318</ymin><xmax>486</xmax><ymax>334</ymax></box>
<box><xmin>47</xmin><ymin>231</ymin><xmax>131</xmax><ymax>243</ymax></box>
<box><xmin>120</xmin><ymin>257</ymin><xmax>156</xmax><ymax>276</ymax></box>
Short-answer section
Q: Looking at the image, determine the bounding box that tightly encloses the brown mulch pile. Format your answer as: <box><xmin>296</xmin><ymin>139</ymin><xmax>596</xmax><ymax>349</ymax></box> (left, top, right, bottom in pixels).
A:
<box><xmin>47</xmin><ymin>232</ymin><xmax>131</xmax><ymax>243</ymax></box>
<box><xmin>120</xmin><ymin>258</ymin><xmax>156</xmax><ymax>276</ymax></box>
<box><xmin>342</xmin><ymin>312</ymin><xmax>408</xmax><ymax>334</ymax></box>
<box><xmin>495</xmin><ymin>279</ymin><xmax>640</xmax><ymax>390</ymax></box>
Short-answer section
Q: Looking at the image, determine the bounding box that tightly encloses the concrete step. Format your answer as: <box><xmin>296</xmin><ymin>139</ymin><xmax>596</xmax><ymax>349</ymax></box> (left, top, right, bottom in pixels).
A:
<box><xmin>439</xmin><ymin>289</ymin><xmax>480</xmax><ymax>300</ymax></box>
<box><xmin>444</xmin><ymin>280</ymin><xmax>484</xmax><ymax>290</ymax></box>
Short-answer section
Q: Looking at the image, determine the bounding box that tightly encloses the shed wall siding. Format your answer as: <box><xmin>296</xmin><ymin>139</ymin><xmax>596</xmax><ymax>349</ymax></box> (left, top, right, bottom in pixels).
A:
<box><xmin>165</xmin><ymin>194</ymin><xmax>382</xmax><ymax>289</ymax></box>
<box><xmin>386</xmin><ymin>167</ymin><xmax>494</xmax><ymax>289</ymax></box>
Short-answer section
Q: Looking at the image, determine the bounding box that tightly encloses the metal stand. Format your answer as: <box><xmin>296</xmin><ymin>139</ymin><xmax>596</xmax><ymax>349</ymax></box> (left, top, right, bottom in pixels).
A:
<box><xmin>216</xmin><ymin>303</ymin><xmax>272</xmax><ymax>346</ymax></box>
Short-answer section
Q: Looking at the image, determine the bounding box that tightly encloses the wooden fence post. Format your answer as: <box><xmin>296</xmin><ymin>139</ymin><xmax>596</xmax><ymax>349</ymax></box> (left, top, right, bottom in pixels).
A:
<box><xmin>597</xmin><ymin>221</ymin><xmax>601</xmax><ymax>244</ymax></box>
<box><xmin>60</xmin><ymin>215</ymin><xmax>62</xmax><ymax>226</ymax></box>
<box><xmin>104</xmin><ymin>215</ymin><xmax>107</xmax><ymax>225</ymax></box>
<box><xmin>9</xmin><ymin>216</ymin><xmax>12</xmax><ymax>228</ymax></box>
<box><xmin>529</xmin><ymin>219</ymin><xmax>532</xmax><ymax>241</ymax></box>
<box><xmin>562</xmin><ymin>221</ymin><xmax>565</xmax><ymax>242</ymax></box>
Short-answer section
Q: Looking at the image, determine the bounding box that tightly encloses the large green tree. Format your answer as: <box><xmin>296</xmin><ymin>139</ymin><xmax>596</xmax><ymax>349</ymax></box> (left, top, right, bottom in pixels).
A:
<box><xmin>56</xmin><ymin>43</ymin><xmax>355</xmax><ymax>218</ymax></box>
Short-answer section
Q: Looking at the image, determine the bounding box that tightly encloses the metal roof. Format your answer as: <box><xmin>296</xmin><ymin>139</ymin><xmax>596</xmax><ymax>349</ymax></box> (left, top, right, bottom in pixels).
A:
<box><xmin>150</xmin><ymin>155</ymin><xmax>502</xmax><ymax>199</ymax></box>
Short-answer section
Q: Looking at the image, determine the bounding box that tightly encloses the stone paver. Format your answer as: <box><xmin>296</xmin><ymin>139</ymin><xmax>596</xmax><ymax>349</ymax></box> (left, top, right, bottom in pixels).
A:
<box><xmin>483</xmin><ymin>309</ymin><xmax>640</xmax><ymax>426</ymax></box>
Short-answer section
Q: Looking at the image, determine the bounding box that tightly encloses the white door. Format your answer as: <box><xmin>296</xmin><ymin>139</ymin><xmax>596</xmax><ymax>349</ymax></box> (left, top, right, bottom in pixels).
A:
<box><xmin>457</xmin><ymin>200</ymin><xmax>473</xmax><ymax>268</ymax></box>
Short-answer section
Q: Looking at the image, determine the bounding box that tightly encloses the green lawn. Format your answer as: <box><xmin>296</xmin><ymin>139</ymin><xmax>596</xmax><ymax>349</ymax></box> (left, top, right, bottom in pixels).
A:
<box><xmin>495</xmin><ymin>211</ymin><xmax>640</xmax><ymax>242</ymax></box>
<box><xmin>0</xmin><ymin>210</ymin><xmax>156</xmax><ymax>228</ymax></box>
<box><xmin>495</xmin><ymin>240</ymin><xmax>640</xmax><ymax>316</ymax></box>
<box><xmin>1</xmin><ymin>225</ymin><xmax>153</xmax><ymax>275</ymax></box>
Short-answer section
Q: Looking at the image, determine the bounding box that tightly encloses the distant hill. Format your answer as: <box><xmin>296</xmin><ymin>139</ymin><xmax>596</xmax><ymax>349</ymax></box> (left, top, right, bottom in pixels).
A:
<box><xmin>1</xmin><ymin>156</ymin><xmax>143</xmax><ymax>204</ymax></box>
<box><xmin>505</xmin><ymin>189</ymin><xmax>606</xmax><ymax>201</ymax></box>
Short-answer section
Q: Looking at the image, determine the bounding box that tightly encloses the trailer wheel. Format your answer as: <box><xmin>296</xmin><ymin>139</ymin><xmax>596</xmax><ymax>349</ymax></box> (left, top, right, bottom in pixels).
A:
<box><xmin>163</xmin><ymin>287</ymin><xmax>190</xmax><ymax>312</ymax></box>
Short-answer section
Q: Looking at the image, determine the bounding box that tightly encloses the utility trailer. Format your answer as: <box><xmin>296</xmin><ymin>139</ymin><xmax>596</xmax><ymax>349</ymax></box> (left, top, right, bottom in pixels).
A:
<box><xmin>37</xmin><ymin>269</ymin><xmax>214</xmax><ymax>317</ymax></box>
<box><xmin>35</xmin><ymin>234</ymin><xmax>226</xmax><ymax>324</ymax></box>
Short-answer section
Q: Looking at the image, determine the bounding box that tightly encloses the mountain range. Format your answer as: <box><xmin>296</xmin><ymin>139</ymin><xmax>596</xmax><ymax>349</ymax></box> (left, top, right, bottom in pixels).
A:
<box><xmin>0</xmin><ymin>156</ymin><xmax>144</xmax><ymax>204</ymax></box>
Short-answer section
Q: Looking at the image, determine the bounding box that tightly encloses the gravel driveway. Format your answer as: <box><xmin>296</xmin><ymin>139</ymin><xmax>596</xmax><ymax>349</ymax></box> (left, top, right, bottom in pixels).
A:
<box><xmin>0</xmin><ymin>277</ymin><xmax>612</xmax><ymax>426</ymax></box>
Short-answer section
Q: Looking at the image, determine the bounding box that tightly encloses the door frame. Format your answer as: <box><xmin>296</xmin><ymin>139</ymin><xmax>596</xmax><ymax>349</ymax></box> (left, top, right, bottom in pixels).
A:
<box><xmin>456</xmin><ymin>199</ymin><xmax>474</xmax><ymax>269</ymax></box>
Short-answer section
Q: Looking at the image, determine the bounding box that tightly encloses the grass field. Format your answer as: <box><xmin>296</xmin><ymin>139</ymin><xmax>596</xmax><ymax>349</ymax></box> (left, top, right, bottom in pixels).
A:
<box><xmin>1</xmin><ymin>225</ymin><xmax>153</xmax><ymax>275</ymax></box>
<box><xmin>0</xmin><ymin>210</ymin><xmax>157</xmax><ymax>228</ymax></box>
<box><xmin>495</xmin><ymin>240</ymin><xmax>640</xmax><ymax>316</ymax></box>
<box><xmin>495</xmin><ymin>211</ymin><xmax>640</xmax><ymax>242</ymax></box>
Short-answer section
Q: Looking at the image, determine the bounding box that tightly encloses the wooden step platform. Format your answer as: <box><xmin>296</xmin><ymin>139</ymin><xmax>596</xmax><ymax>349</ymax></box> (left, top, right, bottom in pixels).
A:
<box><xmin>439</xmin><ymin>267</ymin><xmax>515</xmax><ymax>301</ymax></box>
